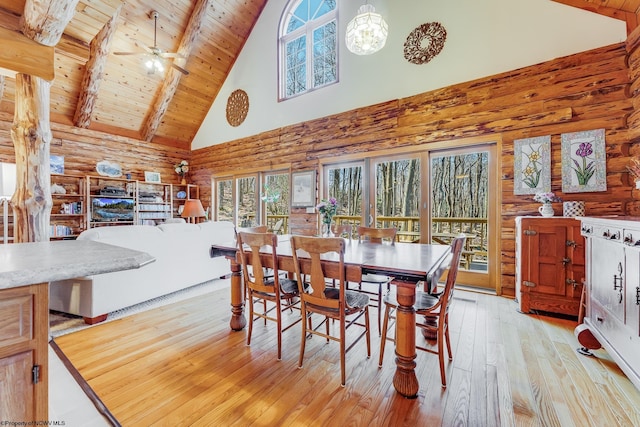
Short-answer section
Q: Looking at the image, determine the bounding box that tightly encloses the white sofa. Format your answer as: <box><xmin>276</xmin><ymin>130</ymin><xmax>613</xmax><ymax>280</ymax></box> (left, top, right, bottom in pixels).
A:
<box><xmin>49</xmin><ymin>221</ymin><xmax>236</xmax><ymax>323</ymax></box>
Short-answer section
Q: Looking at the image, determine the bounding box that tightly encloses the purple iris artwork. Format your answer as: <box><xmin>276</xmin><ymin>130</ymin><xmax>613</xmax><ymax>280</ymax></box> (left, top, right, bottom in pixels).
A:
<box><xmin>573</xmin><ymin>142</ymin><xmax>595</xmax><ymax>185</ymax></box>
<box><xmin>561</xmin><ymin>129</ymin><xmax>606</xmax><ymax>193</ymax></box>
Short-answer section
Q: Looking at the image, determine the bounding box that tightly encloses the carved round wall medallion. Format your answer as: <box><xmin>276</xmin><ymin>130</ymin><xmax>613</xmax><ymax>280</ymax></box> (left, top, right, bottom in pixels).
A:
<box><xmin>403</xmin><ymin>22</ymin><xmax>447</xmax><ymax>65</ymax></box>
<box><xmin>226</xmin><ymin>89</ymin><xmax>249</xmax><ymax>127</ymax></box>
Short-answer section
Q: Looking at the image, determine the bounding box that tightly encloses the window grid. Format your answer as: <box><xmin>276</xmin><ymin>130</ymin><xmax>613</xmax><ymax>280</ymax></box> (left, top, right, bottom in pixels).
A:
<box><xmin>279</xmin><ymin>0</ymin><xmax>337</xmax><ymax>100</ymax></box>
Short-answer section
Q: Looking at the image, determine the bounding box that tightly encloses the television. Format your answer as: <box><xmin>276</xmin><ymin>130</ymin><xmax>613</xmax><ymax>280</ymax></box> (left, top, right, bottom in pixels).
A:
<box><xmin>91</xmin><ymin>197</ymin><xmax>135</xmax><ymax>222</ymax></box>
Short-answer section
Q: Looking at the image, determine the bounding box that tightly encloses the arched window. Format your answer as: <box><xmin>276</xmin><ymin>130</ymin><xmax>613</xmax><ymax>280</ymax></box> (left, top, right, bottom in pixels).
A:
<box><xmin>279</xmin><ymin>0</ymin><xmax>338</xmax><ymax>100</ymax></box>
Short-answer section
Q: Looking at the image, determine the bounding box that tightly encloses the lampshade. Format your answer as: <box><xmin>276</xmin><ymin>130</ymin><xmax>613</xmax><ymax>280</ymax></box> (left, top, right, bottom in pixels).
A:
<box><xmin>181</xmin><ymin>199</ymin><xmax>206</xmax><ymax>220</ymax></box>
<box><xmin>345</xmin><ymin>4</ymin><xmax>388</xmax><ymax>56</ymax></box>
<box><xmin>0</xmin><ymin>163</ymin><xmax>16</xmax><ymax>199</ymax></box>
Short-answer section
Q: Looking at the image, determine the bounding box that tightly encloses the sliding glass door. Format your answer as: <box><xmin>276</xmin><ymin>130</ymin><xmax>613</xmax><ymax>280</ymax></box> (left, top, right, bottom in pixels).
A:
<box><xmin>428</xmin><ymin>145</ymin><xmax>497</xmax><ymax>289</ymax></box>
<box><xmin>320</xmin><ymin>142</ymin><xmax>498</xmax><ymax>291</ymax></box>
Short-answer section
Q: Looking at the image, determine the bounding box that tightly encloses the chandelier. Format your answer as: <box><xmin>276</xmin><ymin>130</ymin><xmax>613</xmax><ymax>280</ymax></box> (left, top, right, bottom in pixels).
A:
<box><xmin>345</xmin><ymin>3</ymin><xmax>388</xmax><ymax>55</ymax></box>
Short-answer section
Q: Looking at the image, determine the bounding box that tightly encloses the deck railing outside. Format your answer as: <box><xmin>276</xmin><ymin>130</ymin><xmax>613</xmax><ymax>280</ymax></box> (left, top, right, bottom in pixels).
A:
<box><xmin>260</xmin><ymin>214</ymin><xmax>487</xmax><ymax>268</ymax></box>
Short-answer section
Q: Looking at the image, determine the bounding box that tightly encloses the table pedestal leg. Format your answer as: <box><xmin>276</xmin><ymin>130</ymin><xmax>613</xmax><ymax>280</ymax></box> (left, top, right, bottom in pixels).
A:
<box><xmin>393</xmin><ymin>283</ymin><xmax>419</xmax><ymax>398</ymax></box>
<box><xmin>228</xmin><ymin>256</ymin><xmax>246</xmax><ymax>331</ymax></box>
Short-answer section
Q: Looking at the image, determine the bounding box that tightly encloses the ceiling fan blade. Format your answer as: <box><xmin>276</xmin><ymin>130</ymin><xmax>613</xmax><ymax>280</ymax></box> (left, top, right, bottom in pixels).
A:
<box><xmin>169</xmin><ymin>62</ymin><xmax>189</xmax><ymax>76</ymax></box>
<box><xmin>113</xmin><ymin>51</ymin><xmax>146</xmax><ymax>56</ymax></box>
<box><xmin>159</xmin><ymin>52</ymin><xmax>185</xmax><ymax>59</ymax></box>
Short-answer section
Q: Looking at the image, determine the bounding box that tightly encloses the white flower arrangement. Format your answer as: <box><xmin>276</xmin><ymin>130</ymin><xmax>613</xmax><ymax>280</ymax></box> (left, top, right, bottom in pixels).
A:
<box><xmin>174</xmin><ymin>160</ymin><xmax>189</xmax><ymax>177</ymax></box>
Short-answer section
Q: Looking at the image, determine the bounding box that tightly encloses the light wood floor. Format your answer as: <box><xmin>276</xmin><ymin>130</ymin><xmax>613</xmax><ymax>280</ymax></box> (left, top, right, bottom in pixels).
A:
<box><xmin>53</xmin><ymin>284</ymin><xmax>640</xmax><ymax>426</ymax></box>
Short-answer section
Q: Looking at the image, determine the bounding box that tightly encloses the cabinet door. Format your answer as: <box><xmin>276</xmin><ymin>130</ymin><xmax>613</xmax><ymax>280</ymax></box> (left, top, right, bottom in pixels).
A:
<box><xmin>591</xmin><ymin>239</ymin><xmax>625</xmax><ymax>323</ymax></box>
<box><xmin>625</xmin><ymin>247</ymin><xmax>640</xmax><ymax>338</ymax></box>
<box><xmin>525</xmin><ymin>223</ymin><xmax>567</xmax><ymax>296</ymax></box>
<box><xmin>0</xmin><ymin>351</ymin><xmax>35</xmax><ymax>419</ymax></box>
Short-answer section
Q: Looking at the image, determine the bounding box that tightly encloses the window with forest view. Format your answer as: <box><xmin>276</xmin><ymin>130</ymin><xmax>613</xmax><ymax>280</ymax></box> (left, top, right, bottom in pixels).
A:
<box><xmin>279</xmin><ymin>0</ymin><xmax>337</xmax><ymax>99</ymax></box>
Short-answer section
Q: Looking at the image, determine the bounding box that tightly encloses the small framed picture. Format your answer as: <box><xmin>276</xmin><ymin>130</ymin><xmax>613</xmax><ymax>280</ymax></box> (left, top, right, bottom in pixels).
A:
<box><xmin>144</xmin><ymin>171</ymin><xmax>161</xmax><ymax>183</ymax></box>
<box><xmin>291</xmin><ymin>170</ymin><xmax>315</xmax><ymax>207</ymax></box>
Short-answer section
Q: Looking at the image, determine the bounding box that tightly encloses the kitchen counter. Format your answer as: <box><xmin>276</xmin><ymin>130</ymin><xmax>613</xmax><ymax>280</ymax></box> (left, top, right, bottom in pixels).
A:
<box><xmin>0</xmin><ymin>239</ymin><xmax>155</xmax><ymax>289</ymax></box>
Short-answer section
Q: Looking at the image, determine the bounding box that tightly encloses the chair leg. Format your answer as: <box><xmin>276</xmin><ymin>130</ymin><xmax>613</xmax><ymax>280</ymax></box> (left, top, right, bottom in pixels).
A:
<box><xmin>377</xmin><ymin>284</ymin><xmax>382</xmax><ymax>336</ymax></box>
<box><xmin>299</xmin><ymin>307</ymin><xmax>308</xmax><ymax>369</ymax></box>
<box><xmin>437</xmin><ymin>322</ymin><xmax>447</xmax><ymax>388</ymax></box>
<box><xmin>364</xmin><ymin>306</ymin><xmax>371</xmax><ymax>358</ymax></box>
<box><xmin>444</xmin><ymin>314</ymin><xmax>452</xmax><ymax>361</ymax></box>
<box><xmin>276</xmin><ymin>300</ymin><xmax>282</xmax><ymax>361</ymax></box>
<box><xmin>247</xmin><ymin>294</ymin><xmax>254</xmax><ymax>346</ymax></box>
<box><xmin>378</xmin><ymin>304</ymin><xmax>392</xmax><ymax>367</ymax></box>
<box><xmin>340</xmin><ymin>316</ymin><xmax>346</xmax><ymax>387</ymax></box>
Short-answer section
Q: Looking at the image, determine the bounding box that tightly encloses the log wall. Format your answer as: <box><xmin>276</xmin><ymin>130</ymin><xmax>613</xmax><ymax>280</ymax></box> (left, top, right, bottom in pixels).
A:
<box><xmin>191</xmin><ymin>42</ymin><xmax>636</xmax><ymax>297</ymax></box>
<box><xmin>0</xmin><ymin>111</ymin><xmax>190</xmax><ymax>186</ymax></box>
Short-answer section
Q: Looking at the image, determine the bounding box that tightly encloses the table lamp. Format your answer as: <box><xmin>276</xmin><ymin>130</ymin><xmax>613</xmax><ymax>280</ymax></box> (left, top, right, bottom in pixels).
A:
<box><xmin>181</xmin><ymin>199</ymin><xmax>205</xmax><ymax>223</ymax></box>
<box><xmin>0</xmin><ymin>163</ymin><xmax>16</xmax><ymax>244</ymax></box>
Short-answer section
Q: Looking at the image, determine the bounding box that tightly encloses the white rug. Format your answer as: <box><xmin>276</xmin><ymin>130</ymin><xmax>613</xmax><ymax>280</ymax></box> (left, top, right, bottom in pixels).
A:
<box><xmin>50</xmin><ymin>278</ymin><xmax>230</xmax><ymax>337</ymax></box>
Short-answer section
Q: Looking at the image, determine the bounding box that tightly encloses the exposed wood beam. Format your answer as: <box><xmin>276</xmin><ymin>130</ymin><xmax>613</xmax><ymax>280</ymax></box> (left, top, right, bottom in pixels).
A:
<box><xmin>552</xmin><ymin>0</ymin><xmax>638</xmax><ymax>33</ymax></box>
<box><xmin>0</xmin><ymin>26</ymin><xmax>54</xmax><ymax>80</ymax></box>
<box><xmin>74</xmin><ymin>5</ymin><xmax>122</xmax><ymax>128</ymax></box>
<box><xmin>11</xmin><ymin>0</ymin><xmax>79</xmax><ymax>243</ymax></box>
<box><xmin>140</xmin><ymin>0</ymin><xmax>210</xmax><ymax>142</ymax></box>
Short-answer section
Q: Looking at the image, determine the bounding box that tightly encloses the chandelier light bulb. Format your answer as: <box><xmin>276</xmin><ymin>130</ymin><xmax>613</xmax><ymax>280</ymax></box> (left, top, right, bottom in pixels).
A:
<box><xmin>345</xmin><ymin>4</ymin><xmax>388</xmax><ymax>56</ymax></box>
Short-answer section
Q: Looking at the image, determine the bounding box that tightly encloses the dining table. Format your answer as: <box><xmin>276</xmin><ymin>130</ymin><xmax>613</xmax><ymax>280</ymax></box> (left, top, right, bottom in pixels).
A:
<box><xmin>210</xmin><ymin>235</ymin><xmax>451</xmax><ymax>398</ymax></box>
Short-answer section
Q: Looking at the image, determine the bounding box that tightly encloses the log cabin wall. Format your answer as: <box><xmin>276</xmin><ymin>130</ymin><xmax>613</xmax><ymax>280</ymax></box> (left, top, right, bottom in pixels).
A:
<box><xmin>191</xmin><ymin>42</ymin><xmax>635</xmax><ymax>297</ymax></box>
<box><xmin>0</xmin><ymin>111</ymin><xmax>190</xmax><ymax>185</ymax></box>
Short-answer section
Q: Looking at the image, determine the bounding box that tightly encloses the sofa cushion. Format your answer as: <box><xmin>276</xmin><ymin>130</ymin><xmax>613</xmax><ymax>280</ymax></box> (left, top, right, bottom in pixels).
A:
<box><xmin>78</xmin><ymin>225</ymin><xmax>162</xmax><ymax>241</ymax></box>
<box><xmin>157</xmin><ymin>222</ymin><xmax>200</xmax><ymax>233</ymax></box>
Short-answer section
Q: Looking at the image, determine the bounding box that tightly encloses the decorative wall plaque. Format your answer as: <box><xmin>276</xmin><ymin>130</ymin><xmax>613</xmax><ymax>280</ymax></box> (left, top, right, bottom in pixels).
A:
<box><xmin>226</xmin><ymin>89</ymin><xmax>249</xmax><ymax>127</ymax></box>
<box><xmin>403</xmin><ymin>22</ymin><xmax>447</xmax><ymax>65</ymax></box>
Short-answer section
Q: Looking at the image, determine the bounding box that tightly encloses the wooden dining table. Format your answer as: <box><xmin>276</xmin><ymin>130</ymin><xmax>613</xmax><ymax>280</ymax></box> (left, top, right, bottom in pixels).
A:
<box><xmin>210</xmin><ymin>236</ymin><xmax>451</xmax><ymax>398</ymax></box>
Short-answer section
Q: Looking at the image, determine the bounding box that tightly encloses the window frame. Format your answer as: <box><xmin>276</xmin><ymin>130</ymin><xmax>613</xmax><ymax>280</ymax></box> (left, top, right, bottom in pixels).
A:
<box><xmin>278</xmin><ymin>0</ymin><xmax>339</xmax><ymax>101</ymax></box>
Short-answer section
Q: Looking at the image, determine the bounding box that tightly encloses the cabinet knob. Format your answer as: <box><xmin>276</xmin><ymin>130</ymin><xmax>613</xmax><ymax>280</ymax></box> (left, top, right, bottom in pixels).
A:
<box><xmin>582</xmin><ymin>226</ymin><xmax>593</xmax><ymax>234</ymax></box>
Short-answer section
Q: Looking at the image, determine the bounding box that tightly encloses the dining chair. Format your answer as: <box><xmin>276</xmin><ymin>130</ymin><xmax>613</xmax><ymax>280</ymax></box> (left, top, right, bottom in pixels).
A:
<box><xmin>237</xmin><ymin>231</ymin><xmax>302</xmax><ymax>360</ymax></box>
<box><xmin>355</xmin><ymin>225</ymin><xmax>397</xmax><ymax>335</ymax></box>
<box><xmin>290</xmin><ymin>235</ymin><xmax>371</xmax><ymax>386</ymax></box>
<box><xmin>332</xmin><ymin>223</ymin><xmax>352</xmax><ymax>239</ymax></box>
<box><xmin>378</xmin><ymin>234</ymin><xmax>465</xmax><ymax>388</ymax></box>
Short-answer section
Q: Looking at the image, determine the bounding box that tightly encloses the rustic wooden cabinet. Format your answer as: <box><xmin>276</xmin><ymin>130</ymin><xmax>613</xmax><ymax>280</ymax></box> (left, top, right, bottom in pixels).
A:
<box><xmin>0</xmin><ymin>284</ymin><xmax>48</xmax><ymax>420</ymax></box>
<box><xmin>580</xmin><ymin>216</ymin><xmax>640</xmax><ymax>391</ymax></box>
<box><xmin>515</xmin><ymin>217</ymin><xmax>584</xmax><ymax>317</ymax></box>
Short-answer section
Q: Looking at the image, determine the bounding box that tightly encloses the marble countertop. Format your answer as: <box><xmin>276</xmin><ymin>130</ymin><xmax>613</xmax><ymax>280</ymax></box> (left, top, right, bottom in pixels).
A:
<box><xmin>0</xmin><ymin>240</ymin><xmax>155</xmax><ymax>289</ymax></box>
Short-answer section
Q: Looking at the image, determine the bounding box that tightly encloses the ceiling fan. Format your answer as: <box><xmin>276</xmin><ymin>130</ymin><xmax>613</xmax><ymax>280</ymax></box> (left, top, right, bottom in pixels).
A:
<box><xmin>114</xmin><ymin>10</ymin><xmax>189</xmax><ymax>76</ymax></box>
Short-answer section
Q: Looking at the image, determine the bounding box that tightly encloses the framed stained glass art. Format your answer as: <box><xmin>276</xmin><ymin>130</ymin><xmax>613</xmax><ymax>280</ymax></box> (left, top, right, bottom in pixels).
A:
<box><xmin>513</xmin><ymin>136</ymin><xmax>551</xmax><ymax>195</ymax></box>
<box><xmin>561</xmin><ymin>129</ymin><xmax>606</xmax><ymax>193</ymax></box>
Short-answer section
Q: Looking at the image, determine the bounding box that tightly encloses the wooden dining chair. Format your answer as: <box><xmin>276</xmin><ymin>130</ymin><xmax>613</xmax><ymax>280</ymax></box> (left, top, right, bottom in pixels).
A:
<box><xmin>332</xmin><ymin>223</ymin><xmax>353</xmax><ymax>239</ymax></box>
<box><xmin>290</xmin><ymin>235</ymin><xmax>371</xmax><ymax>386</ymax></box>
<box><xmin>355</xmin><ymin>225</ymin><xmax>397</xmax><ymax>335</ymax></box>
<box><xmin>378</xmin><ymin>235</ymin><xmax>465</xmax><ymax>388</ymax></box>
<box><xmin>237</xmin><ymin>231</ymin><xmax>302</xmax><ymax>360</ymax></box>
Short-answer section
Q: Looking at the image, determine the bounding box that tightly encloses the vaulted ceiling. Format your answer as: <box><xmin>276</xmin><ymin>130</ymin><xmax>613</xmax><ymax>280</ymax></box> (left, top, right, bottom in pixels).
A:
<box><xmin>0</xmin><ymin>0</ymin><xmax>636</xmax><ymax>151</ymax></box>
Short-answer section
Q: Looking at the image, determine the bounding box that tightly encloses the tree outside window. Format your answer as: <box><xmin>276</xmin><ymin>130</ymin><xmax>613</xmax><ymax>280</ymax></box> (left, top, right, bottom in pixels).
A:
<box><xmin>280</xmin><ymin>0</ymin><xmax>337</xmax><ymax>99</ymax></box>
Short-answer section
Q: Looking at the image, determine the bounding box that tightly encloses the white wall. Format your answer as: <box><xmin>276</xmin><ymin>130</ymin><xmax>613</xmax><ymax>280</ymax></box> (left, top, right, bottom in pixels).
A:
<box><xmin>192</xmin><ymin>0</ymin><xmax>626</xmax><ymax>149</ymax></box>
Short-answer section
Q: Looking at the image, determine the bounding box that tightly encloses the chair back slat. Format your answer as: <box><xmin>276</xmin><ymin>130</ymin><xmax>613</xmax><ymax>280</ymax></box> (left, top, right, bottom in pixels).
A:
<box><xmin>238</xmin><ymin>231</ymin><xmax>279</xmax><ymax>294</ymax></box>
<box><xmin>357</xmin><ymin>226</ymin><xmax>397</xmax><ymax>245</ymax></box>
<box><xmin>433</xmin><ymin>234</ymin><xmax>465</xmax><ymax>314</ymax></box>
<box><xmin>332</xmin><ymin>224</ymin><xmax>352</xmax><ymax>239</ymax></box>
<box><xmin>291</xmin><ymin>236</ymin><xmax>344</xmax><ymax>310</ymax></box>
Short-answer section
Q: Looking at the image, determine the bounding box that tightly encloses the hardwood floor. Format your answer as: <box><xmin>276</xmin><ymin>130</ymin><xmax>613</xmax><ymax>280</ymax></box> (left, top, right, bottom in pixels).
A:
<box><xmin>53</xmin><ymin>283</ymin><xmax>640</xmax><ymax>426</ymax></box>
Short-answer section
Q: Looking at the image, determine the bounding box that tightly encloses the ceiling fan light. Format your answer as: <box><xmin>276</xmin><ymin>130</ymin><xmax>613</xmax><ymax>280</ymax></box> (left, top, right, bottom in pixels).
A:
<box><xmin>345</xmin><ymin>4</ymin><xmax>388</xmax><ymax>56</ymax></box>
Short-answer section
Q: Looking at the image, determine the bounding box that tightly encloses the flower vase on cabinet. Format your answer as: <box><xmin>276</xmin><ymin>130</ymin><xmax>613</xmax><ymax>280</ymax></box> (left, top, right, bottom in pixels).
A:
<box><xmin>538</xmin><ymin>203</ymin><xmax>554</xmax><ymax>217</ymax></box>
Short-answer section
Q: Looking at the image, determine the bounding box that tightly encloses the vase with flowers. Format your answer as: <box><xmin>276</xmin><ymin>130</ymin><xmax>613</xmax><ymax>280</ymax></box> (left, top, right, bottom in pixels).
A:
<box><xmin>175</xmin><ymin>160</ymin><xmax>189</xmax><ymax>185</ymax></box>
<box><xmin>533</xmin><ymin>191</ymin><xmax>562</xmax><ymax>217</ymax></box>
<box><xmin>316</xmin><ymin>197</ymin><xmax>338</xmax><ymax>237</ymax></box>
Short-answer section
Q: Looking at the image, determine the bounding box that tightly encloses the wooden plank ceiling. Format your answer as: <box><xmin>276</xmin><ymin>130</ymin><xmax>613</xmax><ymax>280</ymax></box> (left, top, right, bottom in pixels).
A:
<box><xmin>0</xmin><ymin>0</ymin><xmax>635</xmax><ymax>150</ymax></box>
